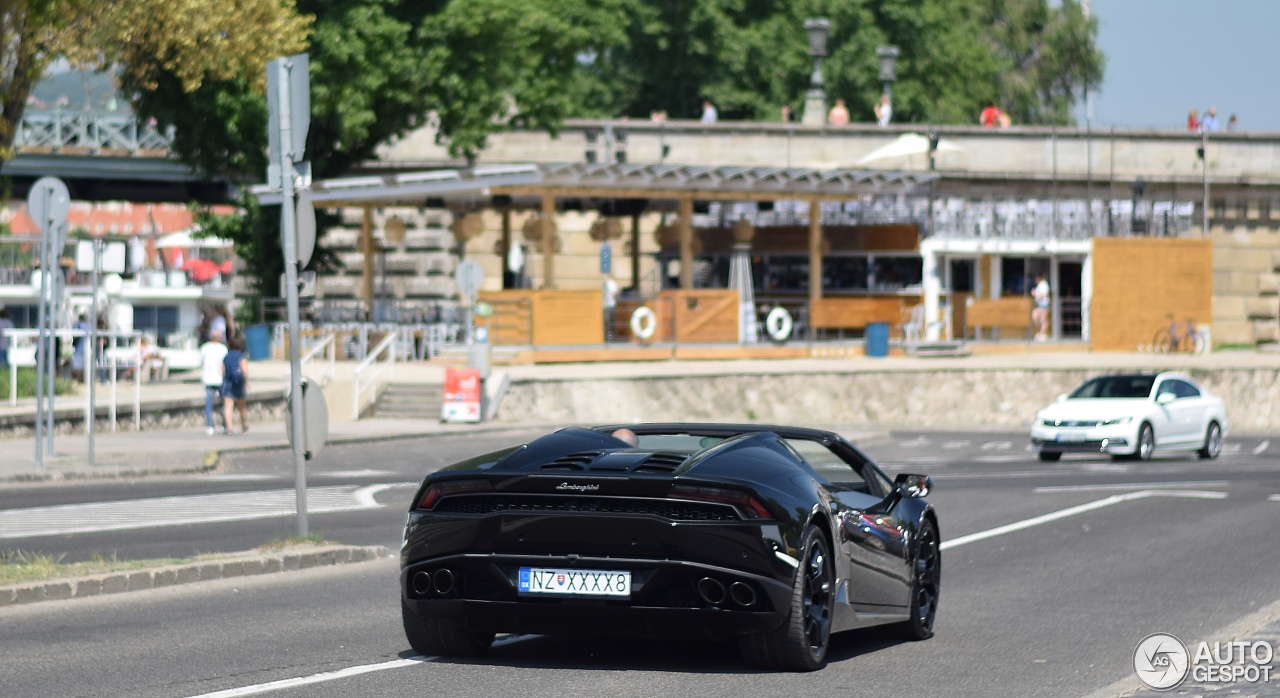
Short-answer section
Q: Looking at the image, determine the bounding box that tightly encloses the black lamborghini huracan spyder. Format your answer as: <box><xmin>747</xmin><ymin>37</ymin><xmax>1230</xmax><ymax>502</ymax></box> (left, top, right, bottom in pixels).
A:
<box><xmin>400</xmin><ymin>423</ymin><xmax>940</xmax><ymax>671</ymax></box>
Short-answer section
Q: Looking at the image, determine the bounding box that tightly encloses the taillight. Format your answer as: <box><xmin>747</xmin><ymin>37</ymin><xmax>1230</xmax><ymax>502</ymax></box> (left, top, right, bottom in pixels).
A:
<box><xmin>669</xmin><ymin>484</ymin><xmax>773</xmax><ymax>519</ymax></box>
<box><xmin>418</xmin><ymin>479</ymin><xmax>492</xmax><ymax>509</ymax></box>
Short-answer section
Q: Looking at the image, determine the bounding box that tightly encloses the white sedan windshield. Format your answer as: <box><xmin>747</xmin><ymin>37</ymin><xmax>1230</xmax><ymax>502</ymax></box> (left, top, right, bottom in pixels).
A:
<box><xmin>1069</xmin><ymin>375</ymin><xmax>1156</xmax><ymax>399</ymax></box>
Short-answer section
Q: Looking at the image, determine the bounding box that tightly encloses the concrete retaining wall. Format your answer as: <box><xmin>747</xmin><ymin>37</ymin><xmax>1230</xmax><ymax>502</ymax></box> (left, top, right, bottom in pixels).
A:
<box><xmin>498</xmin><ymin>367</ymin><xmax>1280</xmax><ymax>433</ymax></box>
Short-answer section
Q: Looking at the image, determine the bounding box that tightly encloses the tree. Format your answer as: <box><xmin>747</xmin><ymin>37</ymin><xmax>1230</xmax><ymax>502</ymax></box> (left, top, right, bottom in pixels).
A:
<box><xmin>139</xmin><ymin>0</ymin><xmax>633</xmax><ymax>318</ymax></box>
<box><xmin>0</xmin><ymin>0</ymin><xmax>311</xmax><ymax>161</ymax></box>
<box><xmin>570</xmin><ymin>0</ymin><xmax>1101</xmax><ymax>127</ymax></box>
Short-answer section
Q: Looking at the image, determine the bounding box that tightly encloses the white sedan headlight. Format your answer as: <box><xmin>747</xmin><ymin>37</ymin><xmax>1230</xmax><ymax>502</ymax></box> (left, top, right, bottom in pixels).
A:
<box><xmin>1097</xmin><ymin>416</ymin><xmax>1133</xmax><ymax>427</ymax></box>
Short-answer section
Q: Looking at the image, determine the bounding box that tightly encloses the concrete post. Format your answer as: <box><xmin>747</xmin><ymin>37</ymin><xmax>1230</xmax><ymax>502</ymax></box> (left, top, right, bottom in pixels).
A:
<box><xmin>922</xmin><ymin>241</ymin><xmax>941</xmax><ymax>341</ymax></box>
<box><xmin>541</xmin><ymin>194</ymin><xmax>555</xmax><ymax>289</ymax></box>
<box><xmin>808</xmin><ymin>199</ymin><xmax>823</xmax><ymax>339</ymax></box>
<box><xmin>679</xmin><ymin>197</ymin><xmax>694</xmax><ymax>290</ymax></box>
<box><xmin>361</xmin><ymin>206</ymin><xmax>374</xmax><ymax>315</ymax></box>
<box><xmin>500</xmin><ymin>206</ymin><xmax>512</xmax><ymax>289</ymax></box>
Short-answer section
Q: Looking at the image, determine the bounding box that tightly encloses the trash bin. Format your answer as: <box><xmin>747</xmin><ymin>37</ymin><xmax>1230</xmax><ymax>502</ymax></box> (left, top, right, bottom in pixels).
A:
<box><xmin>245</xmin><ymin>324</ymin><xmax>271</xmax><ymax>361</ymax></box>
<box><xmin>865</xmin><ymin>322</ymin><xmax>890</xmax><ymax>358</ymax></box>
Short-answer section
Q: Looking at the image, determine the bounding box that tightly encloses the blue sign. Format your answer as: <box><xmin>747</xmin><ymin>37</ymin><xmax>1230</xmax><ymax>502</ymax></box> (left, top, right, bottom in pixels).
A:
<box><xmin>599</xmin><ymin>242</ymin><xmax>612</xmax><ymax>274</ymax></box>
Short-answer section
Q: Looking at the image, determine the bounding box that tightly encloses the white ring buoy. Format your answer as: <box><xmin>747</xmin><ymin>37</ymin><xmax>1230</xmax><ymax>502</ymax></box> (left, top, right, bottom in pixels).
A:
<box><xmin>630</xmin><ymin>306</ymin><xmax>657</xmax><ymax>340</ymax></box>
<box><xmin>765</xmin><ymin>307</ymin><xmax>793</xmax><ymax>342</ymax></box>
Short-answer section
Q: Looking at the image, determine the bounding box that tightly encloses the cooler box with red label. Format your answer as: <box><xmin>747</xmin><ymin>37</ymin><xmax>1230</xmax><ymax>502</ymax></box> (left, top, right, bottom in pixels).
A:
<box><xmin>442</xmin><ymin>368</ymin><xmax>482</xmax><ymax>423</ymax></box>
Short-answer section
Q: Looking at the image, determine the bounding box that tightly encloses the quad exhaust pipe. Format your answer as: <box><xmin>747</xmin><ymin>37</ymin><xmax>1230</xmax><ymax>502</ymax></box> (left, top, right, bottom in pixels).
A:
<box><xmin>729</xmin><ymin>582</ymin><xmax>757</xmax><ymax>608</ymax></box>
<box><xmin>696</xmin><ymin>577</ymin><xmax>726</xmax><ymax>605</ymax></box>
<box><xmin>411</xmin><ymin>571</ymin><xmax>433</xmax><ymax>595</ymax></box>
<box><xmin>432</xmin><ymin>568</ymin><xmax>455</xmax><ymax>595</ymax></box>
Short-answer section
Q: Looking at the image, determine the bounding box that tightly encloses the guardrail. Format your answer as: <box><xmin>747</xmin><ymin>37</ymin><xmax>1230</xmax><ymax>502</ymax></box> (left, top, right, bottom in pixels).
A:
<box><xmin>351</xmin><ymin>332</ymin><xmax>397</xmax><ymax>420</ymax></box>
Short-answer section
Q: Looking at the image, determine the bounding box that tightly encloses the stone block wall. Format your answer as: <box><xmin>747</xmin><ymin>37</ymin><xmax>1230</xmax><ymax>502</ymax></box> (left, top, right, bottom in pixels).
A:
<box><xmin>1212</xmin><ymin>229</ymin><xmax>1280</xmax><ymax>346</ymax></box>
<box><xmin>497</xmin><ymin>367</ymin><xmax>1280</xmax><ymax>433</ymax></box>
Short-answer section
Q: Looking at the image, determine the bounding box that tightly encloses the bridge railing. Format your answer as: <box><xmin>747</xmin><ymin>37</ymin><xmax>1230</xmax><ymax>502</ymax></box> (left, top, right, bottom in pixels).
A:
<box><xmin>15</xmin><ymin>110</ymin><xmax>173</xmax><ymax>155</ymax></box>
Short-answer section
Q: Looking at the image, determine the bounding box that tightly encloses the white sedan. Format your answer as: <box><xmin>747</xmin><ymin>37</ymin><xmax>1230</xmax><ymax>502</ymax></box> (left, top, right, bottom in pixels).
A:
<box><xmin>1031</xmin><ymin>372</ymin><xmax>1228</xmax><ymax>462</ymax></box>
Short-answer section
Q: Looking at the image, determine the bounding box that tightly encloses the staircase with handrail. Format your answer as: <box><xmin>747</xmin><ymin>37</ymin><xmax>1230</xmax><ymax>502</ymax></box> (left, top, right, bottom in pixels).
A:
<box><xmin>351</xmin><ymin>332</ymin><xmax>397</xmax><ymax>420</ymax></box>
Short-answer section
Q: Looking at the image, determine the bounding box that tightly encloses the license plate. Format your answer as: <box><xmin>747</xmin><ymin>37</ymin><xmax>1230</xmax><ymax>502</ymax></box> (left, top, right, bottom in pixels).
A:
<box><xmin>518</xmin><ymin>567</ymin><xmax>631</xmax><ymax>597</ymax></box>
<box><xmin>1056</xmin><ymin>433</ymin><xmax>1087</xmax><ymax>442</ymax></box>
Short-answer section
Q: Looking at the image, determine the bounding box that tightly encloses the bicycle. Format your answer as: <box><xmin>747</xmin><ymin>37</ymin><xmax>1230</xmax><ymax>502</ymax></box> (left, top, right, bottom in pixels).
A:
<box><xmin>1152</xmin><ymin>315</ymin><xmax>1205</xmax><ymax>354</ymax></box>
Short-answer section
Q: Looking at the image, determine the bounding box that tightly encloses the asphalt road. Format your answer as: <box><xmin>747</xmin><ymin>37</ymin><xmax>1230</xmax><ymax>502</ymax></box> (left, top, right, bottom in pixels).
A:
<box><xmin>2</xmin><ymin>427</ymin><xmax>1279</xmax><ymax>697</ymax></box>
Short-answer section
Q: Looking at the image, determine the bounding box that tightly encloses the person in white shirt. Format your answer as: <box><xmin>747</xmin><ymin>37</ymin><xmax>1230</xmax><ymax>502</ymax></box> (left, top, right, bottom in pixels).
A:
<box><xmin>199</xmin><ymin>331</ymin><xmax>228</xmax><ymax>434</ymax></box>
<box><xmin>1031</xmin><ymin>275</ymin><xmax>1051</xmax><ymax>341</ymax></box>
<box><xmin>602</xmin><ymin>275</ymin><xmax>620</xmax><ymax>341</ymax></box>
<box><xmin>700</xmin><ymin>100</ymin><xmax>718</xmax><ymax>124</ymax></box>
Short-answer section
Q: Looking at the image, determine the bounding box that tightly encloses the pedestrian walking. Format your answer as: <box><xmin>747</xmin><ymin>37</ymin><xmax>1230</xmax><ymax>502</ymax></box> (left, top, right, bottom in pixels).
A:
<box><xmin>199</xmin><ymin>331</ymin><xmax>228</xmax><ymax>435</ymax></box>
<box><xmin>875</xmin><ymin>95</ymin><xmax>892</xmax><ymax>127</ymax></box>
<box><xmin>221</xmin><ymin>335</ymin><xmax>249</xmax><ymax>434</ymax></box>
<box><xmin>700</xmin><ymin>100</ymin><xmax>718</xmax><ymax>124</ymax></box>
<box><xmin>1031</xmin><ymin>274</ymin><xmax>1051</xmax><ymax>341</ymax></box>
<box><xmin>71</xmin><ymin>313</ymin><xmax>90</xmax><ymax>382</ymax></box>
<box><xmin>827</xmin><ymin>99</ymin><xmax>850</xmax><ymax>126</ymax></box>
<box><xmin>781</xmin><ymin>104</ymin><xmax>795</xmax><ymax>123</ymax></box>
<box><xmin>0</xmin><ymin>308</ymin><xmax>13</xmax><ymax>368</ymax></box>
<box><xmin>1187</xmin><ymin>109</ymin><xmax>1200</xmax><ymax>131</ymax></box>
<box><xmin>602</xmin><ymin>275</ymin><xmax>619</xmax><ymax>341</ymax></box>
<box><xmin>980</xmin><ymin>102</ymin><xmax>1000</xmax><ymax>127</ymax></box>
<box><xmin>1202</xmin><ymin>107</ymin><xmax>1220</xmax><ymax>132</ymax></box>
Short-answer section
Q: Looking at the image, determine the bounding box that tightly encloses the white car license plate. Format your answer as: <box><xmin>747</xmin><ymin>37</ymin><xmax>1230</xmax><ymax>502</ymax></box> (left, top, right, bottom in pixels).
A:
<box><xmin>518</xmin><ymin>567</ymin><xmax>631</xmax><ymax>597</ymax></box>
<box><xmin>1056</xmin><ymin>433</ymin><xmax>1087</xmax><ymax>443</ymax></box>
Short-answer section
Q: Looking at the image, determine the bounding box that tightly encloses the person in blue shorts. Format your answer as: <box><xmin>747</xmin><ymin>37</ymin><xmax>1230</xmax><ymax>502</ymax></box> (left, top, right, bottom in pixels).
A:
<box><xmin>221</xmin><ymin>335</ymin><xmax>250</xmax><ymax>434</ymax></box>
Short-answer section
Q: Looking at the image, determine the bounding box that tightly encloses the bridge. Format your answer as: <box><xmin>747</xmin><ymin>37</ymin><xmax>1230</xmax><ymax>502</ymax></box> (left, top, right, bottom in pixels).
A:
<box><xmin>2</xmin><ymin>110</ymin><xmax>227</xmax><ymax>202</ymax></box>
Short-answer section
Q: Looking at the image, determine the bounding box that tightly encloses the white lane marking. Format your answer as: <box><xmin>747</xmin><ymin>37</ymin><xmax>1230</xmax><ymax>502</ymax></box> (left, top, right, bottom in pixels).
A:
<box><xmin>1222</xmin><ymin>443</ymin><xmax>1242</xmax><ymax>455</ymax></box>
<box><xmin>184</xmin><ymin>635</ymin><xmax>538</xmax><ymax>698</ymax></box>
<box><xmin>941</xmin><ymin>440</ymin><xmax>970</xmax><ymax>449</ymax></box>
<box><xmin>1082</xmin><ymin>463</ymin><xmax>1132</xmax><ymax>472</ymax></box>
<box><xmin>940</xmin><ymin>490</ymin><xmax>1227</xmax><ymax>551</ymax></box>
<box><xmin>186</xmin><ymin>657</ymin><xmax>429</xmax><ymax>698</ymax></box>
<box><xmin>203</xmin><ymin>474</ymin><xmax>281</xmax><ymax>481</ymax></box>
<box><xmin>317</xmin><ymin>469</ymin><xmax>399</xmax><ymax>478</ymax></box>
<box><xmin>0</xmin><ymin>483</ymin><xmax>418</xmax><ymax>539</ymax></box>
<box><xmin>1252</xmin><ymin>440</ymin><xmax>1270</xmax><ymax>456</ymax></box>
<box><xmin>981</xmin><ymin>441</ymin><xmax>1012</xmax><ymax>451</ymax></box>
<box><xmin>1268</xmin><ymin>494</ymin><xmax>1280</xmax><ymax>502</ymax></box>
<box><xmin>1035</xmin><ymin>480</ymin><xmax>1229</xmax><ymax>493</ymax></box>
<box><xmin>973</xmin><ymin>455</ymin><xmax>1025</xmax><ymax>463</ymax></box>
<box><xmin>898</xmin><ymin>437</ymin><xmax>930</xmax><ymax>448</ymax></box>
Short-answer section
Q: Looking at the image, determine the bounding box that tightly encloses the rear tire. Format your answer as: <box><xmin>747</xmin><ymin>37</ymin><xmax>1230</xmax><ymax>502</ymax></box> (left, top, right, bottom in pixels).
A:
<box><xmin>739</xmin><ymin>526</ymin><xmax>834</xmax><ymax>672</ymax></box>
<box><xmin>1038</xmin><ymin>451</ymin><xmax>1062</xmax><ymax>462</ymax></box>
<box><xmin>1152</xmin><ymin>328</ymin><xmax>1175</xmax><ymax>353</ymax></box>
<box><xmin>401</xmin><ymin>598</ymin><xmax>494</xmax><ymax>658</ymax></box>
<box><xmin>1197</xmin><ymin>422</ymin><xmax>1222</xmax><ymax>460</ymax></box>
<box><xmin>888</xmin><ymin>518</ymin><xmax>940</xmax><ymax>641</ymax></box>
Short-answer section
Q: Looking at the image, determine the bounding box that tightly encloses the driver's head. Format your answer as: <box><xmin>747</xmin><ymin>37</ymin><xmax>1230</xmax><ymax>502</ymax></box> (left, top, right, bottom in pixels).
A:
<box><xmin>610</xmin><ymin>428</ymin><xmax>639</xmax><ymax>447</ymax></box>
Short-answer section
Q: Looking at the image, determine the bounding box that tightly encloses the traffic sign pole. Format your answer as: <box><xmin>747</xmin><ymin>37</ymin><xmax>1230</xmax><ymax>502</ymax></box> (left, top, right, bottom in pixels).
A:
<box><xmin>29</xmin><ymin>177</ymin><xmax>70</xmax><ymax>469</ymax></box>
<box><xmin>271</xmin><ymin>55</ymin><xmax>310</xmax><ymax>538</ymax></box>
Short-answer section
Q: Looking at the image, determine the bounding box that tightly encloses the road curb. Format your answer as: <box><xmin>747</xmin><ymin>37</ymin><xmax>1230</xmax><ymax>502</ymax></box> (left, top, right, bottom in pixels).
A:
<box><xmin>0</xmin><ymin>544</ymin><xmax>392</xmax><ymax>610</ymax></box>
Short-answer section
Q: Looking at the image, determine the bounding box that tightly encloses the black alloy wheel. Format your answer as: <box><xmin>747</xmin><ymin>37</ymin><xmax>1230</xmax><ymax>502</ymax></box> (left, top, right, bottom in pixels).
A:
<box><xmin>739</xmin><ymin>526</ymin><xmax>834</xmax><ymax>671</ymax></box>
<box><xmin>401</xmin><ymin>598</ymin><xmax>494</xmax><ymax>657</ymax></box>
<box><xmin>891</xmin><ymin>518</ymin><xmax>940</xmax><ymax>640</ymax></box>
<box><xmin>1197</xmin><ymin>422</ymin><xmax>1223</xmax><ymax>460</ymax></box>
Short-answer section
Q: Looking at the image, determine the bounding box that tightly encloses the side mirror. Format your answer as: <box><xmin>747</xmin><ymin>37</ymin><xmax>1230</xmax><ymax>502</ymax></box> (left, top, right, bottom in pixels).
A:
<box><xmin>1157</xmin><ymin>392</ymin><xmax>1176</xmax><ymax>405</ymax></box>
<box><xmin>1056</xmin><ymin>393</ymin><xmax>1068</xmax><ymax>403</ymax></box>
<box><xmin>894</xmin><ymin>473</ymin><xmax>933</xmax><ymax>498</ymax></box>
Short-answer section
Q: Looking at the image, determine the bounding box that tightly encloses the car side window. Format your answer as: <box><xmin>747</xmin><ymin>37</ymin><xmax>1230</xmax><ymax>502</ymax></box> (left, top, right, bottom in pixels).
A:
<box><xmin>1175</xmin><ymin>380</ymin><xmax>1200</xmax><ymax>399</ymax></box>
<box><xmin>1155</xmin><ymin>380</ymin><xmax>1177</xmax><ymax>400</ymax></box>
<box><xmin>784</xmin><ymin>438</ymin><xmax>869</xmax><ymax>494</ymax></box>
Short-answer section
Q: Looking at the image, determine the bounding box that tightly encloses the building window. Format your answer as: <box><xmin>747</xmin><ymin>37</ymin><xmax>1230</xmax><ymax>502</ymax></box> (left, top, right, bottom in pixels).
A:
<box><xmin>132</xmin><ymin>305</ymin><xmax>180</xmax><ymax>346</ymax></box>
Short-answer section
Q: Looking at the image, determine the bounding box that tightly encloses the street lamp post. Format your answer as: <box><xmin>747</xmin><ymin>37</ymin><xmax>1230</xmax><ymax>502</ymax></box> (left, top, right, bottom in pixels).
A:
<box><xmin>802</xmin><ymin>18</ymin><xmax>830</xmax><ymax>126</ymax></box>
<box><xmin>876</xmin><ymin>45</ymin><xmax>899</xmax><ymax>125</ymax></box>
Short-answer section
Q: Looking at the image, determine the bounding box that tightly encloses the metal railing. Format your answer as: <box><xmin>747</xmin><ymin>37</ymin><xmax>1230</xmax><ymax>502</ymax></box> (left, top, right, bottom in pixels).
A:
<box><xmin>351</xmin><ymin>332</ymin><xmax>397</xmax><ymax>420</ymax></box>
<box><xmin>15</xmin><ymin>110</ymin><xmax>173</xmax><ymax>154</ymax></box>
<box><xmin>6</xmin><ymin>329</ymin><xmax>144</xmax><ymax>430</ymax></box>
<box><xmin>296</xmin><ymin>331</ymin><xmax>337</xmax><ymax>385</ymax></box>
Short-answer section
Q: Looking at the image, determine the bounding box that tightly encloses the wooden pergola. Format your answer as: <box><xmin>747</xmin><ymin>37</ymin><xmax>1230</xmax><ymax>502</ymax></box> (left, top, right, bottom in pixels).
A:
<box><xmin>252</xmin><ymin>162</ymin><xmax>937</xmax><ymax>314</ymax></box>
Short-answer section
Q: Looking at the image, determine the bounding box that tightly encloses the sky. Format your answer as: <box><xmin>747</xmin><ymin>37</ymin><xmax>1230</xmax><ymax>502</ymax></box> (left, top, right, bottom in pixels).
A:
<box><xmin>1083</xmin><ymin>0</ymin><xmax>1280</xmax><ymax>131</ymax></box>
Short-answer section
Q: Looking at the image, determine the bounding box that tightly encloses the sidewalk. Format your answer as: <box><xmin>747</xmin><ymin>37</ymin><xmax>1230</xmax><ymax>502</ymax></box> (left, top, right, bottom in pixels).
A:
<box><xmin>0</xmin><ymin>409</ymin><xmax>536</xmax><ymax>482</ymax></box>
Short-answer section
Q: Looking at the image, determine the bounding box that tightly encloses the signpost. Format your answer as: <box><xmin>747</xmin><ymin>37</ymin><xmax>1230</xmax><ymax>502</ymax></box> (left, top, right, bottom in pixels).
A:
<box><xmin>266</xmin><ymin>52</ymin><xmax>326</xmax><ymax>537</ymax></box>
<box><xmin>76</xmin><ymin>240</ymin><xmax>126</xmax><ymax>467</ymax></box>
<box><xmin>28</xmin><ymin>176</ymin><xmax>70</xmax><ymax>469</ymax></box>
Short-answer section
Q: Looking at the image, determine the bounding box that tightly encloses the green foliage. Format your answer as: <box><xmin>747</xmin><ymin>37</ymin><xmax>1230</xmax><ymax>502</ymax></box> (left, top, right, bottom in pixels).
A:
<box><xmin>0</xmin><ymin>368</ymin><xmax>75</xmax><ymax>401</ymax></box>
<box><xmin>574</xmin><ymin>0</ymin><xmax>1101</xmax><ymax>126</ymax></box>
